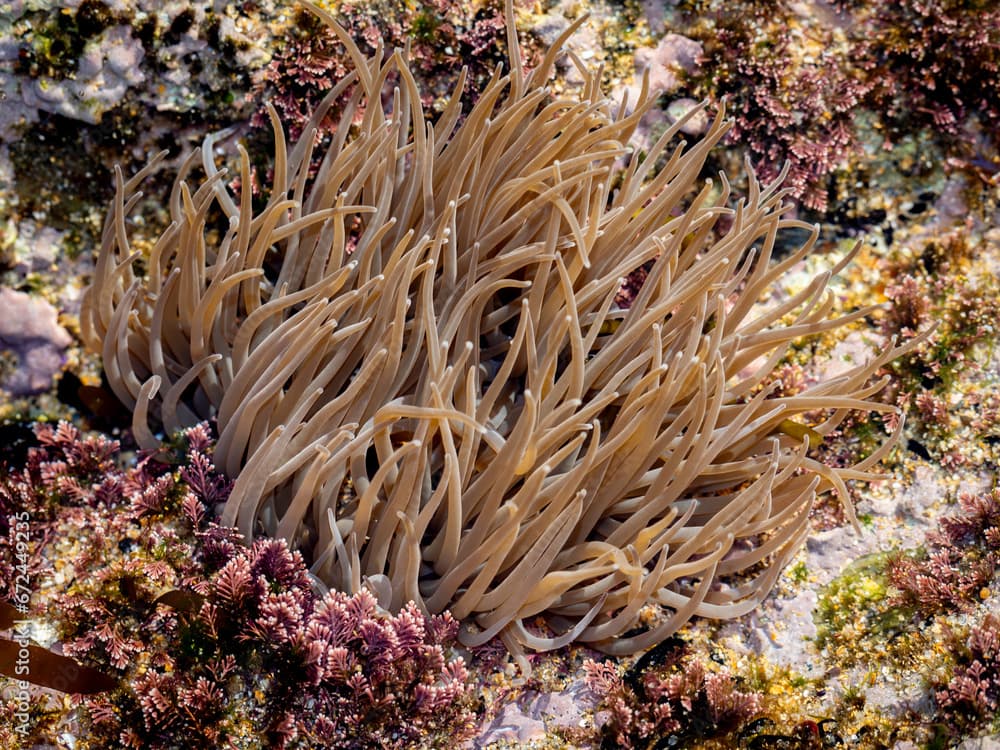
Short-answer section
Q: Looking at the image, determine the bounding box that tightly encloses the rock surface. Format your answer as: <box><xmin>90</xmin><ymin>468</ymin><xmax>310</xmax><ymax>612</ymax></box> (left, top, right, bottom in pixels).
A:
<box><xmin>0</xmin><ymin>287</ymin><xmax>72</xmax><ymax>395</ymax></box>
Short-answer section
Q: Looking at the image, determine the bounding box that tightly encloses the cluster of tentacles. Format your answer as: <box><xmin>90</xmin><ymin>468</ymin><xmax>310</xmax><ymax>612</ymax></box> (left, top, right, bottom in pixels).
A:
<box><xmin>81</xmin><ymin>1</ymin><xmax>916</xmax><ymax>656</ymax></box>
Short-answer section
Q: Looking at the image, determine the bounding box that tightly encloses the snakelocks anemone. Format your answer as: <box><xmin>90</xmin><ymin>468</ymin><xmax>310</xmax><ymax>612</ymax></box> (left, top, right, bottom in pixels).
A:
<box><xmin>81</xmin><ymin>1</ymin><xmax>920</xmax><ymax>658</ymax></box>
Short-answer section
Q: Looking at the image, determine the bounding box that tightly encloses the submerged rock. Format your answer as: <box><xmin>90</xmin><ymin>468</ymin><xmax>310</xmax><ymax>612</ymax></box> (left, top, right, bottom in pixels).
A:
<box><xmin>0</xmin><ymin>287</ymin><xmax>72</xmax><ymax>395</ymax></box>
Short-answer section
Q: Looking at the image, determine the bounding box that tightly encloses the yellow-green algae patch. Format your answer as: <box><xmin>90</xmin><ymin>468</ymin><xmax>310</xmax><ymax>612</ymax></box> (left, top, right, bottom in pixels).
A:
<box><xmin>815</xmin><ymin>551</ymin><xmax>915</xmax><ymax>669</ymax></box>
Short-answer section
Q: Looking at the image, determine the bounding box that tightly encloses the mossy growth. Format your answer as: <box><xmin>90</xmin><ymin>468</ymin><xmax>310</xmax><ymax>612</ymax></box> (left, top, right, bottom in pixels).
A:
<box><xmin>831</xmin><ymin>410</ymin><xmax>897</xmax><ymax>467</ymax></box>
<box><xmin>881</xmin><ymin>231</ymin><xmax>1000</xmax><ymax>396</ymax></box>
<box><xmin>787</xmin><ymin>561</ymin><xmax>809</xmax><ymax>584</ymax></box>
<box><xmin>716</xmin><ymin>660</ymin><xmax>886</xmax><ymax>750</ymax></box>
<box><xmin>0</xmin><ymin>695</ymin><xmax>65</xmax><ymax>750</ymax></box>
<box><xmin>409</xmin><ymin>9</ymin><xmax>442</xmax><ymax>42</ymax></box>
<box><xmin>8</xmin><ymin>117</ymin><xmax>113</xmax><ymax>234</ymax></box>
<box><xmin>15</xmin><ymin>0</ymin><xmax>118</xmax><ymax>80</ymax></box>
<box><xmin>814</xmin><ymin>552</ymin><xmax>914</xmax><ymax>667</ymax></box>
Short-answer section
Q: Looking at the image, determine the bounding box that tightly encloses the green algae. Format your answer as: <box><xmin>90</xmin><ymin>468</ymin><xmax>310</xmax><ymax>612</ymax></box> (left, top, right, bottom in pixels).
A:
<box><xmin>814</xmin><ymin>552</ymin><xmax>914</xmax><ymax>666</ymax></box>
<box><xmin>787</xmin><ymin>561</ymin><xmax>809</xmax><ymax>585</ymax></box>
<box><xmin>15</xmin><ymin>1</ymin><xmax>117</xmax><ymax>81</ymax></box>
<box><xmin>8</xmin><ymin>120</ymin><xmax>112</xmax><ymax>234</ymax></box>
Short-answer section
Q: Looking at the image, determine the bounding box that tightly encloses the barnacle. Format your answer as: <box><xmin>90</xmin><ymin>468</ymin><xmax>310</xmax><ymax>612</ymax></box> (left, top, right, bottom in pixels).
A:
<box><xmin>81</xmin><ymin>1</ymin><xmax>918</xmax><ymax>655</ymax></box>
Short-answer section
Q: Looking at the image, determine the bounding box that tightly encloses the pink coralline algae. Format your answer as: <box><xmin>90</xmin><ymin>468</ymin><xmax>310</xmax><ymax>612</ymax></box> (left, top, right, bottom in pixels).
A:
<box><xmin>882</xmin><ymin>275</ymin><xmax>932</xmax><ymax>341</ymax></box>
<box><xmin>0</xmin><ymin>421</ymin><xmax>126</xmax><ymax>603</ymax></box>
<box><xmin>836</xmin><ymin>0</ymin><xmax>1000</xmax><ymax>145</ymax></box>
<box><xmin>936</xmin><ymin>613</ymin><xmax>1000</xmax><ymax>731</ymax></box>
<box><xmin>0</xmin><ymin>422</ymin><xmax>475</xmax><ymax>749</ymax></box>
<box><xmin>688</xmin><ymin>3</ymin><xmax>867</xmax><ymax>212</ymax></box>
<box><xmin>250</xmin><ymin>0</ymin><xmax>508</xmax><ymax>143</ymax></box>
<box><xmin>0</xmin><ymin>288</ymin><xmax>72</xmax><ymax>396</ymax></box>
<box><xmin>70</xmin><ymin>538</ymin><xmax>475</xmax><ymax>749</ymax></box>
<box><xmin>670</xmin><ymin>0</ymin><xmax>1000</xmax><ymax>214</ymax></box>
<box><xmin>887</xmin><ymin>489</ymin><xmax>1000</xmax><ymax>616</ymax></box>
<box><xmin>583</xmin><ymin>637</ymin><xmax>761</xmax><ymax>749</ymax></box>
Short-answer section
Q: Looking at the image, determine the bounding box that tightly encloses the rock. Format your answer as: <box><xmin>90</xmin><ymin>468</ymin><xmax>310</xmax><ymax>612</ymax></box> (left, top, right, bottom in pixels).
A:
<box><xmin>472</xmin><ymin>701</ymin><xmax>548</xmax><ymax>747</ymax></box>
<box><xmin>0</xmin><ymin>287</ymin><xmax>72</xmax><ymax>396</ymax></box>
<box><xmin>530</xmin><ymin>14</ymin><xmax>571</xmax><ymax>48</ymax></box>
<box><xmin>470</xmin><ymin>678</ymin><xmax>597</xmax><ymax>748</ymax></box>
<box><xmin>634</xmin><ymin>33</ymin><xmax>702</xmax><ymax>94</ymax></box>
<box><xmin>667</xmin><ymin>97</ymin><xmax>710</xmax><ymax>136</ymax></box>
<box><xmin>957</xmin><ymin>736</ymin><xmax>1000</xmax><ymax>750</ymax></box>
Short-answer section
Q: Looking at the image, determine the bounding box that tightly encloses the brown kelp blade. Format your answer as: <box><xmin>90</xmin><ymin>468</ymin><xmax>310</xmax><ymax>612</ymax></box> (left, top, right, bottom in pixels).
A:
<box><xmin>0</xmin><ymin>639</ymin><xmax>118</xmax><ymax>694</ymax></box>
<box><xmin>2</xmin><ymin>598</ymin><xmax>117</xmax><ymax>693</ymax></box>
<box><xmin>119</xmin><ymin>576</ymin><xmax>206</xmax><ymax>615</ymax></box>
<box><xmin>0</xmin><ymin>599</ymin><xmax>20</xmax><ymax>630</ymax></box>
<box><xmin>152</xmin><ymin>588</ymin><xmax>206</xmax><ymax>614</ymax></box>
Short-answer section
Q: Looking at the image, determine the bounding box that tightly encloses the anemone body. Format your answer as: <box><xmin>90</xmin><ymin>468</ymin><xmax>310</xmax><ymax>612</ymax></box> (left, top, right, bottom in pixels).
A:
<box><xmin>82</xmin><ymin>2</ymin><xmax>909</xmax><ymax>654</ymax></box>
